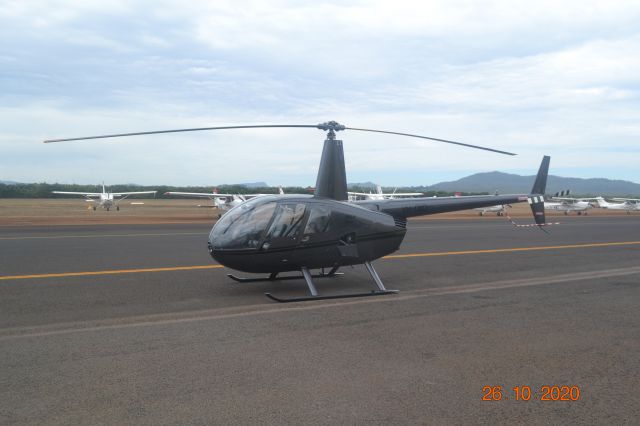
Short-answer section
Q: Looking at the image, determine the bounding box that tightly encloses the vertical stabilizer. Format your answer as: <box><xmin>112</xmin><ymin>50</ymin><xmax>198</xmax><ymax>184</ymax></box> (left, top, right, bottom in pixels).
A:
<box><xmin>314</xmin><ymin>137</ymin><xmax>348</xmax><ymax>200</ymax></box>
<box><xmin>529</xmin><ymin>155</ymin><xmax>550</xmax><ymax>225</ymax></box>
<box><xmin>531</xmin><ymin>156</ymin><xmax>550</xmax><ymax>195</ymax></box>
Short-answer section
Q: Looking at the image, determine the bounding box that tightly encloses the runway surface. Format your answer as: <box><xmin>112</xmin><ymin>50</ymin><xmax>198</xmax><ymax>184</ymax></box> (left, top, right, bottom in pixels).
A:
<box><xmin>1</xmin><ymin>216</ymin><xmax>639</xmax><ymax>424</ymax></box>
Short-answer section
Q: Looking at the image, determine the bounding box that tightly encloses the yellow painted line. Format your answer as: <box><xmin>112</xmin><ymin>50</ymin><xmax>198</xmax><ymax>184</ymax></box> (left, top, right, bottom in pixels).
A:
<box><xmin>0</xmin><ymin>265</ymin><xmax>223</xmax><ymax>281</ymax></box>
<box><xmin>0</xmin><ymin>232</ymin><xmax>203</xmax><ymax>240</ymax></box>
<box><xmin>408</xmin><ymin>214</ymin><xmax>640</xmax><ymax>221</ymax></box>
<box><xmin>1</xmin><ymin>241</ymin><xmax>639</xmax><ymax>282</ymax></box>
<box><xmin>383</xmin><ymin>241</ymin><xmax>640</xmax><ymax>259</ymax></box>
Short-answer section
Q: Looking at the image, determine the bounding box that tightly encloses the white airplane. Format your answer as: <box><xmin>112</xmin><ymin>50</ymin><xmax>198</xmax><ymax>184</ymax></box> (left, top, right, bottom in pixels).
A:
<box><xmin>475</xmin><ymin>204</ymin><xmax>511</xmax><ymax>216</ymax></box>
<box><xmin>348</xmin><ymin>185</ymin><xmax>422</xmax><ymax>201</ymax></box>
<box><xmin>537</xmin><ymin>189</ymin><xmax>590</xmax><ymax>215</ymax></box>
<box><xmin>52</xmin><ymin>184</ymin><xmax>156</xmax><ymax>211</ymax></box>
<box><xmin>592</xmin><ymin>197</ymin><xmax>640</xmax><ymax>214</ymax></box>
<box><xmin>544</xmin><ymin>197</ymin><xmax>592</xmax><ymax>215</ymax></box>
<box><xmin>164</xmin><ymin>187</ymin><xmax>284</xmax><ymax>217</ymax></box>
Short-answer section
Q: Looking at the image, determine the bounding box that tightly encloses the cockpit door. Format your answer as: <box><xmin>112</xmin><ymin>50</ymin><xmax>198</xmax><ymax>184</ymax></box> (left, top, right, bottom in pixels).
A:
<box><xmin>261</xmin><ymin>203</ymin><xmax>307</xmax><ymax>252</ymax></box>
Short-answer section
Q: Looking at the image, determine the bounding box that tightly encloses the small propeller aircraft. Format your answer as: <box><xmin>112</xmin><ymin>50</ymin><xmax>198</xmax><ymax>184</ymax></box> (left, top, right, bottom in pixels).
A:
<box><xmin>590</xmin><ymin>196</ymin><xmax>640</xmax><ymax>213</ymax></box>
<box><xmin>474</xmin><ymin>204</ymin><xmax>511</xmax><ymax>216</ymax></box>
<box><xmin>52</xmin><ymin>184</ymin><xmax>156</xmax><ymax>211</ymax></box>
<box><xmin>348</xmin><ymin>185</ymin><xmax>422</xmax><ymax>201</ymax></box>
<box><xmin>544</xmin><ymin>191</ymin><xmax>592</xmax><ymax>215</ymax></box>
<box><xmin>611</xmin><ymin>198</ymin><xmax>640</xmax><ymax>213</ymax></box>
<box><xmin>164</xmin><ymin>187</ymin><xmax>285</xmax><ymax>217</ymax></box>
<box><xmin>45</xmin><ymin>121</ymin><xmax>549</xmax><ymax>302</ymax></box>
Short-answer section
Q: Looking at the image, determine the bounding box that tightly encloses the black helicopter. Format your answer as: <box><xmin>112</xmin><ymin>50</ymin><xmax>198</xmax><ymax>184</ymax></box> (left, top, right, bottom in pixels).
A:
<box><xmin>45</xmin><ymin>121</ymin><xmax>549</xmax><ymax>302</ymax></box>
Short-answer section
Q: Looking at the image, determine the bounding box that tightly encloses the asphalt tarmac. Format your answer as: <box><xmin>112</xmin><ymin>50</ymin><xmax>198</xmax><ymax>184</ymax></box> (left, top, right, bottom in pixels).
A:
<box><xmin>1</xmin><ymin>216</ymin><xmax>639</xmax><ymax>424</ymax></box>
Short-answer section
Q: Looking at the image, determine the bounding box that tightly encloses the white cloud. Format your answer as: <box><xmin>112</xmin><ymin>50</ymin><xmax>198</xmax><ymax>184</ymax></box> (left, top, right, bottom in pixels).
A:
<box><xmin>1</xmin><ymin>0</ymin><xmax>640</xmax><ymax>185</ymax></box>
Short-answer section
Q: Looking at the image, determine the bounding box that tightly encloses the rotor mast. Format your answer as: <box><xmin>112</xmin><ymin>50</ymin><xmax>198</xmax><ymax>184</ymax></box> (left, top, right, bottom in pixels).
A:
<box><xmin>314</xmin><ymin>121</ymin><xmax>348</xmax><ymax>201</ymax></box>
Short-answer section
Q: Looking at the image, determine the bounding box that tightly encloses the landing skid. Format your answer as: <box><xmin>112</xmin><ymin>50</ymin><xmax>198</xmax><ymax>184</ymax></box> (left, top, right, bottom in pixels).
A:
<box><xmin>227</xmin><ymin>267</ymin><xmax>343</xmax><ymax>283</ymax></box>
<box><xmin>265</xmin><ymin>289</ymin><xmax>398</xmax><ymax>303</ymax></box>
<box><xmin>247</xmin><ymin>261</ymin><xmax>398</xmax><ymax>303</ymax></box>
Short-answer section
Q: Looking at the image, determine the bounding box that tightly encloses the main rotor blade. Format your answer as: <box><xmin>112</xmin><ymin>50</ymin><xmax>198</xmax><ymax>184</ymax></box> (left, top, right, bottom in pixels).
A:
<box><xmin>43</xmin><ymin>124</ymin><xmax>319</xmax><ymax>143</ymax></box>
<box><xmin>345</xmin><ymin>127</ymin><xmax>516</xmax><ymax>156</ymax></box>
<box><xmin>43</xmin><ymin>121</ymin><xmax>516</xmax><ymax>156</ymax></box>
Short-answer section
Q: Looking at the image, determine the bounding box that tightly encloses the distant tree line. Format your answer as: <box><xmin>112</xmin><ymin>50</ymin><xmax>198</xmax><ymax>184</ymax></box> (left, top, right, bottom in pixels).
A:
<box><xmin>0</xmin><ymin>183</ymin><xmax>483</xmax><ymax>198</ymax></box>
<box><xmin>0</xmin><ymin>183</ymin><xmax>310</xmax><ymax>198</ymax></box>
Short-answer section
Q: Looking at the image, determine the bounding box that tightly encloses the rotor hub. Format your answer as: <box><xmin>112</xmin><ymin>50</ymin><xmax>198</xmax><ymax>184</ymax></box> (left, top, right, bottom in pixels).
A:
<box><xmin>317</xmin><ymin>121</ymin><xmax>345</xmax><ymax>140</ymax></box>
<box><xmin>316</xmin><ymin>121</ymin><xmax>345</xmax><ymax>132</ymax></box>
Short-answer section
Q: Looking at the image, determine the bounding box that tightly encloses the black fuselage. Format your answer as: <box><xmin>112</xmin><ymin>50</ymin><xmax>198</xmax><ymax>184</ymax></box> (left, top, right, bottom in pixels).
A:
<box><xmin>208</xmin><ymin>195</ymin><xmax>406</xmax><ymax>273</ymax></box>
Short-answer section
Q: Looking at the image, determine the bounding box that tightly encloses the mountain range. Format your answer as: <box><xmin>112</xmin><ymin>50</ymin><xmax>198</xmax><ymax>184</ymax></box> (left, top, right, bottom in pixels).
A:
<box><xmin>424</xmin><ymin>172</ymin><xmax>640</xmax><ymax>196</ymax></box>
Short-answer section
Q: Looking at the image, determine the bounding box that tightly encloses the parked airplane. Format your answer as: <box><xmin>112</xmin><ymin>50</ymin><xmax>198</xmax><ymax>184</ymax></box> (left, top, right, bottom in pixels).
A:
<box><xmin>544</xmin><ymin>198</ymin><xmax>592</xmax><ymax>215</ymax></box>
<box><xmin>475</xmin><ymin>204</ymin><xmax>510</xmax><ymax>216</ymax></box>
<box><xmin>591</xmin><ymin>196</ymin><xmax>627</xmax><ymax>210</ymax></box>
<box><xmin>52</xmin><ymin>184</ymin><xmax>156</xmax><ymax>211</ymax></box>
<box><xmin>472</xmin><ymin>190</ymin><xmax>510</xmax><ymax>216</ymax></box>
<box><xmin>537</xmin><ymin>189</ymin><xmax>589</xmax><ymax>215</ymax></box>
<box><xmin>348</xmin><ymin>185</ymin><xmax>422</xmax><ymax>201</ymax></box>
<box><xmin>593</xmin><ymin>197</ymin><xmax>640</xmax><ymax>214</ymax></box>
<box><xmin>164</xmin><ymin>187</ymin><xmax>284</xmax><ymax>217</ymax></box>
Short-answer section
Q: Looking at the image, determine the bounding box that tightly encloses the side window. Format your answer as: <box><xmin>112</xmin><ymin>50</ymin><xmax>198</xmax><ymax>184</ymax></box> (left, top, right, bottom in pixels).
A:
<box><xmin>304</xmin><ymin>205</ymin><xmax>331</xmax><ymax>235</ymax></box>
<box><xmin>225</xmin><ymin>202</ymin><xmax>276</xmax><ymax>249</ymax></box>
<box><xmin>266</xmin><ymin>203</ymin><xmax>306</xmax><ymax>239</ymax></box>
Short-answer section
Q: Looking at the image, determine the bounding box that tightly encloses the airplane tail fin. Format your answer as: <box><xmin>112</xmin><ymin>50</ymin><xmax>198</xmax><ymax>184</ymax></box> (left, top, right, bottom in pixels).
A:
<box><xmin>528</xmin><ymin>155</ymin><xmax>550</xmax><ymax>225</ymax></box>
<box><xmin>553</xmin><ymin>189</ymin><xmax>571</xmax><ymax>197</ymax></box>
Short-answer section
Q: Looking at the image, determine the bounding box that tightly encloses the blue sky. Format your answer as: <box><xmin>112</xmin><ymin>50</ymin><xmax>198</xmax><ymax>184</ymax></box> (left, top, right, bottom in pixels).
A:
<box><xmin>1</xmin><ymin>0</ymin><xmax>640</xmax><ymax>186</ymax></box>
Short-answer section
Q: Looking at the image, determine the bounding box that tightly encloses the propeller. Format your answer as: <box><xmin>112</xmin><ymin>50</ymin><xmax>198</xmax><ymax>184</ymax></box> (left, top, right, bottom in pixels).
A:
<box><xmin>43</xmin><ymin>120</ymin><xmax>516</xmax><ymax>155</ymax></box>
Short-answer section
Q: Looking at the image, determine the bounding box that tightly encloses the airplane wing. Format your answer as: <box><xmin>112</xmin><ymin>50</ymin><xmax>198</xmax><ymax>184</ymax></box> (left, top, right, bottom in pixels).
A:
<box><xmin>112</xmin><ymin>191</ymin><xmax>157</xmax><ymax>197</ymax></box>
<box><xmin>111</xmin><ymin>191</ymin><xmax>156</xmax><ymax>201</ymax></box>
<box><xmin>243</xmin><ymin>193</ymin><xmax>283</xmax><ymax>199</ymax></box>
<box><xmin>349</xmin><ymin>191</ymin><xmax>423</xmax><ymax>197</ymax></box>
<box><xmin>52</xmin><ymin>191</ymin><xmax>101</xmax><ymax>197</ymax></box>
<box><xmin>164</xmin><ymin>191</ymin><xmax>233</xmax><ymax>199</ymax></box>
<box><xmin>381</xmin><ymin>192</ymin><xmax>423</xmax><ymax>197</ymax></box>
<box><xmin>554</xmin><ymin>197</ymin><xmax>599</xmax><ymax>202</ymax></box>
<box><xmin>612</xmin><ymin>197</ymin><xmax>640</xmax><ymax>202</ymax></box>
<box><xmin>551</xmin><ymin>197</ymin><xmax>582</xmax><ymax>202</ymax></box>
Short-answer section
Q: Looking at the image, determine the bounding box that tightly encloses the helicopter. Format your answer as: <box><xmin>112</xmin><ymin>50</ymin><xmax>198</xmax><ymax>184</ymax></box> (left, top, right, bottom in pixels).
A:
<box><xmin>45</xmin><ymin>121</ymin><xmax>549</xmax><ymax>302</ymax></box>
